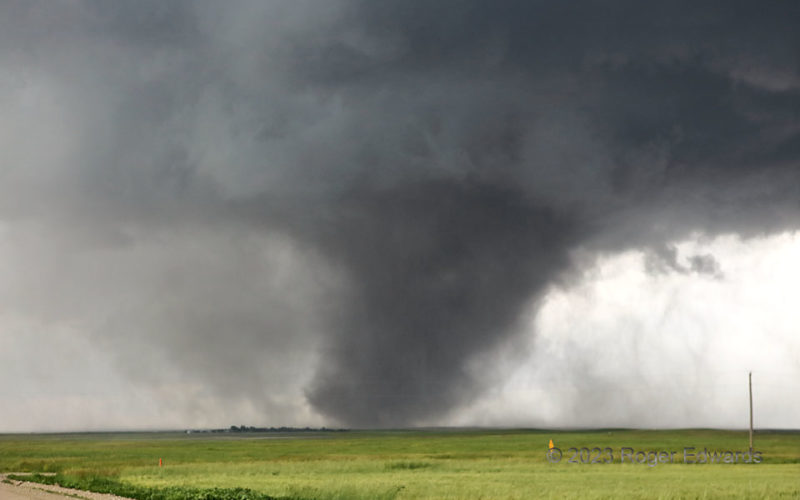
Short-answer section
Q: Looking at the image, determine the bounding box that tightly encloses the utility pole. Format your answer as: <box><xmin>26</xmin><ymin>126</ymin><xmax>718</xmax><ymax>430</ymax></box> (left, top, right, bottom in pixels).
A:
<box><xmin>748</xmin><ymin>371</ymin><xmax>754</xmax><ymax>453</ymax></box>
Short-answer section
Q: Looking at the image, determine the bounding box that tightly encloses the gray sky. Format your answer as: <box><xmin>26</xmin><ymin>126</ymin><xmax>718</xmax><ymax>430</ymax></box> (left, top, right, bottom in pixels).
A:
<box><xmin>0</xmin><ymin>0</ymin><xmax>799</xmax><ymax>431</ymax></box>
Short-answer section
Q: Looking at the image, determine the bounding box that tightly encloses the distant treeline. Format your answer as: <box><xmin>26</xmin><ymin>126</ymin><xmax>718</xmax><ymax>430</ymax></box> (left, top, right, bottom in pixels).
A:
<box><xmin>185</xmin><ymin>426</ymin><xmax>348</xmax><ymax>433</ymax></box>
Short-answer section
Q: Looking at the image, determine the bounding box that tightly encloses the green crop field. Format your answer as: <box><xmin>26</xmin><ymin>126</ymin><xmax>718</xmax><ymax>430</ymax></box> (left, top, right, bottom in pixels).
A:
<box><xmin>1</xmin><ymin>429</ymin><xmax>798</xmax><ymax>499</ymax></box>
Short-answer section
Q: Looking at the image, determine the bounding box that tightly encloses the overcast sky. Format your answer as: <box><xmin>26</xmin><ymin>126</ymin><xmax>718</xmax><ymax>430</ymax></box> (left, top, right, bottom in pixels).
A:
<box><xmin>1</xmin><ymin>1</ymin><xmax>799</xmax><ymax>431</ymax></box>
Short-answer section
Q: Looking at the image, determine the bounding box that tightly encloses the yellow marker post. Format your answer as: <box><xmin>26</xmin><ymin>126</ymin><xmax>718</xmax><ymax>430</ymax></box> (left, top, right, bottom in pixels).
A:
<box><xmin>548</xmin><ymin>439</ymin><xmax>554</xmax><ymax>450</ymax></box>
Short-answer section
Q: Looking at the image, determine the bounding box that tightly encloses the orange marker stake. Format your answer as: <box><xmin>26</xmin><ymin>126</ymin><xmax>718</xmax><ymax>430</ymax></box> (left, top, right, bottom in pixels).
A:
<box><xmin>159</xmin><ymin>458</ymin><xmax>162</xmax><ymax>467</ymax></box>
<box><xmin>548</xmin><ymin>439</ymin><xmax>554</xmax><ymax>450</ymax></box>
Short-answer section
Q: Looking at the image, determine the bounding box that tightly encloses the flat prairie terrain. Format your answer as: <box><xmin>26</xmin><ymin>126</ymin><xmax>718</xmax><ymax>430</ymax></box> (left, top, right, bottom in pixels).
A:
<box><xmin>0</xmin><ymin>429</ymin><xmax>798</xmax><ymax>499</ymax></box>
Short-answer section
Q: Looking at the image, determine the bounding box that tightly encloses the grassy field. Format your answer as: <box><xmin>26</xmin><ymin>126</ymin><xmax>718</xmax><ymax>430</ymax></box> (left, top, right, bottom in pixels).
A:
<box><xmin>1</xmin><ymin>429</ymin><xmax>798</xmax><ymax>499</ymax></box>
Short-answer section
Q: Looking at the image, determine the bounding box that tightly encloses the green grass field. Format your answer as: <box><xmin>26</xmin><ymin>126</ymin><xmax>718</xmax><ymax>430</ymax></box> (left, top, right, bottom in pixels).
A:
<box><xmin>1</xmin><ymin>429</ymin><xmax>798</xmax><ymax>499</ymax></box>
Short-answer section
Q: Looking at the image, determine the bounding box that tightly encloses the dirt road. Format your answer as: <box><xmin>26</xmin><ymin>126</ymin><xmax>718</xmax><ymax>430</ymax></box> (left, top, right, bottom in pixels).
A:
<box><xmin>0</xmin><ymin>475</ymin><xmax>131</xmax><ymax>500</ymax></box>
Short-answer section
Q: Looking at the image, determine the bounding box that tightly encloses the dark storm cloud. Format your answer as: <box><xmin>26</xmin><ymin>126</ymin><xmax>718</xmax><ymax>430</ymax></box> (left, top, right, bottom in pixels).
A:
<box><xmin>294</xmin><ymin>1</ymin><xmax>800</xmax><ymax>424</ymax></box>
<box><xmin>3</xmin><ymin>1</ymin><xmax>800</xmax><ymax>426</ymax></box>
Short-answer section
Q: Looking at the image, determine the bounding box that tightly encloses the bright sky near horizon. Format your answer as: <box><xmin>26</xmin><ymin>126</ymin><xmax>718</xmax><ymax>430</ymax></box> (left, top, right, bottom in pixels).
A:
<box><xmin>1</xmin><ymin>232</ymin><xmax>797</xmax><ymax>432</ymax></box>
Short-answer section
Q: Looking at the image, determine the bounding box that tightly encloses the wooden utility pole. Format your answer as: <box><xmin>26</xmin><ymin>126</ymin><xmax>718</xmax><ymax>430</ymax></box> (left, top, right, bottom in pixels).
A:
<box><xmin>748</xmin><ymin>371</ymin><xmax>754</xmax><ymax>453</ymax></box>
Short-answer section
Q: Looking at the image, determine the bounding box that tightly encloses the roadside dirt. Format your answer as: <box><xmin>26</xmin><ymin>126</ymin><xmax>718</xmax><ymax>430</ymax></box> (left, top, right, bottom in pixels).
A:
<box><xmin>0</xmin><ymin>474</ymin><xmax>132</xmax><ymax>500</ymax></box>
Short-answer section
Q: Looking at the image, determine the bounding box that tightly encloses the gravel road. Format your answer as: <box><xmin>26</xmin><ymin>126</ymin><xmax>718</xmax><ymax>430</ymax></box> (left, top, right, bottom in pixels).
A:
<box><xmin>0</xmin><ymin>474</ymin><xmax>132</xmax><ymax>500</ymax></box>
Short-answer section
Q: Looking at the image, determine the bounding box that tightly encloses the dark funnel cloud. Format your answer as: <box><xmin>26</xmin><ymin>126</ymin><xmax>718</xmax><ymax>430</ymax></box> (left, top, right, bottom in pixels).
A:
<box><xmin>2</xmin><ymin>0</ymin><xmax>800</xmax><ymax>427</ymax></box>
<box><xmin>300</xmin><ymin>180</ymin><xmax>577</xmax><ymax>425</ymax></box>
